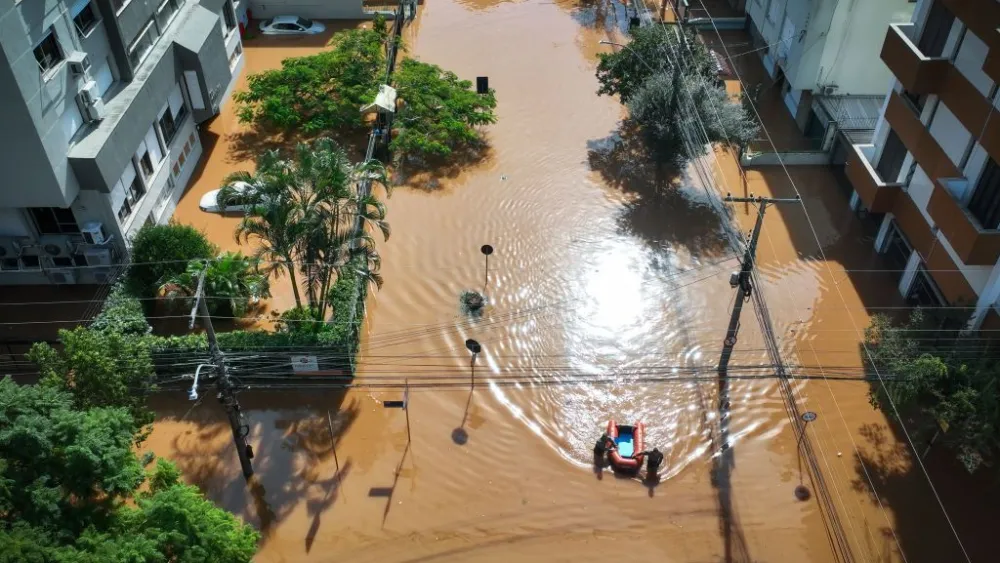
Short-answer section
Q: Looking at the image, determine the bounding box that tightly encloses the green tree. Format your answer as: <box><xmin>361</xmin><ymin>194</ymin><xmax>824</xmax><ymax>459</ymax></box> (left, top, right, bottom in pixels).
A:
<box><xmin>234</xmin><ymin>25</ymin><xmax>387</xmax><ymax>133</ymax></box>
<box><xmin>627</xmin><ymin>69</ymin><xmax>758</xmax><ymax>164</ymax></box>
<box><xmin>865</xmin><ymin>311</ymin><xmax>1000</xmax><ymax>473</ymax></box>
<box><xmin>90</xmin><ymin>281</ymin><xmax>152</xmax><ymax>336</ymax></box>
<box><xmin>28</xmin><ymin>327</ymin><xmax>156</xmax><ymax>436</ymax></box>
<box><xmin>596</xmin><ymin>25</ymin><xmax>715</xmax><ymax>103</ymax></box>
<box><xmin>392</xmin><ymin>58</ymin><xmax>498</xmax><ymax>159</ymax></box>
<box><xmin>158</xmin><ymin>252</ymin><xmax>271</xmax><ymax>318</ymax></box>
<box><xmin>126</xmin><ymin>223</ymin><xmax>217</xmax><ymax>303</ymax></box>
<box><xmin>0</xmin><ymin>378</ymin><xmax>259</xmax><ymax>561</ymax></box>
<box><xmin>225</xmin><ymin>137</ymin><xmax>391</xmax><ymax>319</ymax></box>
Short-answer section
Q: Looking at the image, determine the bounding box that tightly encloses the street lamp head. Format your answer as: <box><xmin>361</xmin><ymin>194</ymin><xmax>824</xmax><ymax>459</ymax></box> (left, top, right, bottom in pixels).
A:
<box><xmin>481</xmin><ymin>244</ymin><xmax>494</xmax><ymax>256</ymax></box>
<box><xmin>465</xmin><ymin>339</ymin><xmax>482</xmax><ymax>354</ymax></box>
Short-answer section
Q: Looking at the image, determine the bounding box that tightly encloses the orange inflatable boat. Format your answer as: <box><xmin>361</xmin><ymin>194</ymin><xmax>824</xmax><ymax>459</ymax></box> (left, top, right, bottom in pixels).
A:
<box><xmin>606</xmin><ymin>420</ymin><xmax>645</xmax><ymax>472</ymax></box>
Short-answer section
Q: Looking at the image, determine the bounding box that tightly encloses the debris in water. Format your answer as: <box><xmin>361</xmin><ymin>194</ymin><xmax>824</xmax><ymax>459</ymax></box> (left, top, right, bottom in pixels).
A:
<box><xmin>500</xmin><ymin>174</ymin><xmax>507</xmax><ymax>181</ymax></box>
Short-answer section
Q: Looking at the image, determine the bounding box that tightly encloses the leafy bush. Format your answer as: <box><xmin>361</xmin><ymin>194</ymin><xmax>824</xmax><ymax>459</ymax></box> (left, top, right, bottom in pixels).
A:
<box><xmin>234</xmin><ymin>26</ymin><xmax>387</xmax><ymax>133</ymax></box>
<box><xmin>126</xmin><ymin>223</ymin><xmax>216</xmax><ymax>303</ymax></box>
<box><xmin>159</xmin><ymin>252</ymin><xmax>270</xmax><ymax>318</ymax></box>
<box><xmin>866</xmin><ymin>311</ymin><xmax>1000</xmax><ymax>473</ymax></box>
<box><xmin>392</xmin><ymin>58</ymin><xmax>498</xmax><ymax>159</ymax></box>
<box><xmin>91</xmin><ymin>281</ymin><xmax>151</xmax><ymax>335</ymax></box>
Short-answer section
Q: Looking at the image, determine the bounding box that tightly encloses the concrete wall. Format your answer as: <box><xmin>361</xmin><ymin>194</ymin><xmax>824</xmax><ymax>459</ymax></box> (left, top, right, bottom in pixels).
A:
<box><xmin>116</xmin><ymin>0</ymin><xmax>162</xmax><ymax>49</ymax></box>
<box><xmin>248</xmin><ymin>0</ymin><xmax>367</xmax><ymax>20</ymax></box>
<box><xmin>815</xmin><ymin>0</ymin><xmax>913</xmax><ymax>96</ymax></box>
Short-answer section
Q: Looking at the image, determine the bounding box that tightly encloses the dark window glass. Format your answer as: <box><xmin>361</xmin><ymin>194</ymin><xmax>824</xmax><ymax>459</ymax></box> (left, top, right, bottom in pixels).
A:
<box><xmin>876</xmin><ymin>130</ymin><xmax>907</xmax><ymax>183</ymax></box>
<box><xmin>156</xmin><ymin>0</ymin><xmax>179</xmax><ymax>30</ymax></box>
<box><xmin>968</xmin><ymin>158</ymin><xmax>1000</xmax><ymax>230</ymax></box>
<box><xmin>112</xmin><ymin>0</ymin><xmax>127</xmax><ymax>11</ymax></box>
<box><xmin>29</xmin><ymin>207</ymin><xmax>80</xmax><ymax>235</ymax></box>
<box><xmin>34</xmin><ymin>31</ymin><xmax>63</xmax><ymax>73</ymax></box>
<box><xmin>20</xmin><ymin>256</ymin><xmax>41</xmax><ymax>269</ymax></box>
<box><xmin>902</xmin><ymin>90</ymin><xmax>926</xmax><ymax>112</ymax></box>
<box><xmin>139</xmin><ymin>152</ymin><xmax>154</xmax><ymax>178</ymax></box>
<box><xmin>296</xmin><ymin>18</ymin><xmax>312</xmax><ymax>28</ymax></box>
<box><xmin>74</xmin><ymin>3</ymin><xmax>99</xmax><ymax>36</ymax></box>
<box><xmin>159</xmin><ymin>110</ymin><xmax>177</xmax><ymax>145</ymax></box>
<box><xmin>917</xmin><ymin>0</ymin><xmax>955</xmax><ymax>58</ymax></box>
<box><xmin>72</xmin><ymin>254</ymin><xmax>88</xmax><ymax>267</ymax></box>
<box><xmin>52</xmin><ymin>257</ymin><xmax>73</xmax><ymax>267</ymax></box>
<box><xmin>223</xmin><ymin>2</ymin><xmax>237</xmax><ymax>32</ymax></box>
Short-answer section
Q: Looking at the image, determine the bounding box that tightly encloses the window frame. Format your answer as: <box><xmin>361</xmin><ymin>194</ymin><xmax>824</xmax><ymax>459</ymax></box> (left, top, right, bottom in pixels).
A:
<box><xmin>222</xmin><ymin>0</ymin><xmax>238</xmax><ymax>35</ymax></box>
<box><xmin>967</xmin><ymin>157</ymin><xmax>1000</xmax><ymax>230</ymax></box>
<box><xmin>33</xmin><ymin>28</ymin><xmax>64</xmax><ymax>77</ymax></box>
<box><xmin>155</xmin><ymin>0</ymin><xmax>181</xmax><ymax>32</ymax></box>
<box><xmin>116</xmin><ymin>162</ymin><xmax>147</xmax><ymax>224</ymax></box>
<box><xmin>157</xmin><ymin>84</ymin><xmax>189</xmax><ymax>146</ymax></box>
<box><xmin>128</xmin><ymin>19</ymin><xmax>160</xmax><ymax>70</ymax></box>
<box><xmin>73</xmin><ymin>2</ymin><xmax>101</xmax><ymax>38</ymax></box>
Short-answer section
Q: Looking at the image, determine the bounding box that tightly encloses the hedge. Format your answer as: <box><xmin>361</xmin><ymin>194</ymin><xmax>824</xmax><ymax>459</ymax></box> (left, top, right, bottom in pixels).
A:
<box><xmin>90</xmin><ymin>281</ymin><xmax>152</xmax><ymax>336</ymax></box>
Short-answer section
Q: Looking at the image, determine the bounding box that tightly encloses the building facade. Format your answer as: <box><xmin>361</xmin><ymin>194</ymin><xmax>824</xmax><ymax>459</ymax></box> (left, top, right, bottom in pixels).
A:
<box><xmin>0</xmin><ymin>0</ymin><xmax>247</xmax><ymax>285</ymax></box>
<box><xmin>846</xmin><ymin>0</ymin><xmax>1000</xmax><ymax>329</ymax></box>
<box><xmin>746</xmin><ymin>0</ymin><xmax>915</xmax><ymax>130</ymax></box>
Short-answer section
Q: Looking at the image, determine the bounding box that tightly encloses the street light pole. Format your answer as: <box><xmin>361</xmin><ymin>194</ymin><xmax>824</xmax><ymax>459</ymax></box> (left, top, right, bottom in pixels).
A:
<box><xmin>718</xmin><ymin>194</ymin><xmax>800</xmax><ymax>377</ymax></box>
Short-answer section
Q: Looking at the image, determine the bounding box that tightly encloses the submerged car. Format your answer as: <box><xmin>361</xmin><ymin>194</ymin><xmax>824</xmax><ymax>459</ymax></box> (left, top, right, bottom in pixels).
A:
<box><xmin>199</xmin><ymin>182</ymin><xmax>261</xmax><ymax>214</ymax></box>
<box><xmin>258</xmin><ymin>15</ymin><xmax>326</xmax><ymax>35</ymax></box>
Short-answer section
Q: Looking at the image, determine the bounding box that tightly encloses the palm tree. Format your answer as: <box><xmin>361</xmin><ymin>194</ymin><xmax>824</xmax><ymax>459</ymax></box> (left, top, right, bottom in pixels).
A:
<box><xmin>158</xmin><ymin>252</ymin><xmax>270</xmax><ymax>317</ymax></box>
<box><xmin>226</xmin><ymin>137</ymin><xmax>392</xmax><ymax>319</ymax></box>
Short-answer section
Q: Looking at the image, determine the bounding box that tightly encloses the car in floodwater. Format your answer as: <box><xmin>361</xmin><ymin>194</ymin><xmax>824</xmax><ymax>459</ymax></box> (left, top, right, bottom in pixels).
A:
<box><xmin>258</xmin><ymin>15</ymin><xmax>326</xmax><ymax>35</ymax></box>
<box><xmin>199</xmin><ymin>182</ymin><xmax>264</xmax><ymax>214</ymax></box>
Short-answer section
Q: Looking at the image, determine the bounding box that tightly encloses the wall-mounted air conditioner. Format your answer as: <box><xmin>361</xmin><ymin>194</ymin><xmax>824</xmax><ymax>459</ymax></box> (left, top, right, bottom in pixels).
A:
<box><xmin>39</xmin><ymin>236</ymin><xmax>71</xmax><ymax>257</ymax></box>
<box><xmin>80</xmin><ymin>222</ymin><xmax>108</xmax><ymax>245</ymax></box>
<box><xmin>67</xmin><ymin>51</ymin><xmax>91</xmax><ymax>76</ymax></box>
<box><xmin>48</xmin><ymin>269</ymin><xmax>76</xmax><ymax>285</ymax></box>
<box><xmin>820</xmin><ymin>85</ymin><xmax>838</xmax><ymax>96</ymax></box>
<box><xmin>84</xmin><ymin>248</ymin><xmax>112</xmax><ymax>267</ymax></box>
<box><xmin>78</xmin><ymin>80</ymin><xmax>100</xmax><ymax>105</ymax></box>
<box><xmin>81</xmin><ymin>98</ymin><xmax>105</xmax><ymax>123</ymax></box>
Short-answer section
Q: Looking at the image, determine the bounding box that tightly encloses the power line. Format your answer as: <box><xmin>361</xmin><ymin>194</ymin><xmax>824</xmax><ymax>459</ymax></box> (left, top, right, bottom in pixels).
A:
<box><xmin>689</xmin><ymin>1</ymin><xmax>971</xmax><ymax>559</ymax></box>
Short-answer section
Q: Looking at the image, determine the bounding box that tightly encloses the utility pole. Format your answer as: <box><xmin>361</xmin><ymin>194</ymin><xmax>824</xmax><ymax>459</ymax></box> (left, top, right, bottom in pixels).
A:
<box><xmin>718</xmin><ymin>194</ymin><xmax>800</xmax><ymax>377</ymax></box>
<box><xmin>190</xmin><ymin>265</ymin><xmax>254</xmax><ymax>479</ymax></box>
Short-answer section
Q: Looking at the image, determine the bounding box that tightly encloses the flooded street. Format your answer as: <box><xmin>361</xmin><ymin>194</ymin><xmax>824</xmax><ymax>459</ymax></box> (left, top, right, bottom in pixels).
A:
<box><xmin>144</xmin><ymin>1</ymin><xmax>995</xmax><ymax>561</ymax></box>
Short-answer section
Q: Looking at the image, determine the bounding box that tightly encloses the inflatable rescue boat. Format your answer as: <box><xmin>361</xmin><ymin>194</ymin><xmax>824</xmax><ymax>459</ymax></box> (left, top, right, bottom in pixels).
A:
<box><xmin>605</xmin><ymin>420</ymin><xmax>645</xmax><ymax>472</ymax></box>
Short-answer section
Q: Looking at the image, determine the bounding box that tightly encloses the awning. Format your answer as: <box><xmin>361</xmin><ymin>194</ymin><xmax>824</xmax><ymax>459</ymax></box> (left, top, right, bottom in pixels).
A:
<box><xmin>360</xmin><ymin>85</ymin><xmax>397</xmax><ymax>115</ymax></box>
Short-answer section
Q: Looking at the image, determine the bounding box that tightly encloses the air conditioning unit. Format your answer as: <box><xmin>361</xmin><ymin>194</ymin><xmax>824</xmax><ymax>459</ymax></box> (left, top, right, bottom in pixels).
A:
<box><xmin>67</xmin><ymin>51</ymin><xmax>91</xmax><ymax>76</ymax></box>
<box><xmin>78</xmin><ymin>80</ymin><xmax>100</xmax><ymax>105</ymax></box>
<box><xmin>80</xmin><ymin>221</ymin><xmax>108</xmax><ymax>245</ymax></box>
<box><xmin>92</xmin><ymin>268</ymin><xmax>112</xmax><ymax>283</ymax></box>
<box><xmin>820</xmin><ymin>85</ymin><xmax>838</xmax><ymax>96</ymax></box>
<box><xmin>0</xmin><ymin>237</ymin><xmax>24</xmax><ymax>258</ymax></box>
<box><xmin>48</xmin><ymin>269</ymin><xmax>76</xmax><ymax>285</ymax></box>
<box><xmin>82</xmin><ymin>98</ymin><xmax>106</xmax><ymax>123</ymax></box>
<box><xmin>83</xmin><ymin>248</ymin><xmax>112</xmax><ymax>266</ymax></box>
<box><xmin>39</xmin><ymin>236</ymin><xmax>71</xmax><ymax>257</ymax></box>
<box><xmin>0</xmin><ymin>257</ymin><xmax>21</xmax><ymax>271</ymax></box>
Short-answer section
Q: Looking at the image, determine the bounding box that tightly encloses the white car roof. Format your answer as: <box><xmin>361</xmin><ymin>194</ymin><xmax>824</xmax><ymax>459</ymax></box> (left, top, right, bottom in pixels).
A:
<box><xmin>272</xmin><ymin>15</ymin><xmax>303</xmax><ymax>24</ymax></box>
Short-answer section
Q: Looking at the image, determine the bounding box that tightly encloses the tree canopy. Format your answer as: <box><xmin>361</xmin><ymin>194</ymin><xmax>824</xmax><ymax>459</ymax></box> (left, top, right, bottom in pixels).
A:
<box><xmin>596</xmin><ymin>24</ymin><xmax>756</xmax><ymax>164</ymax></box>
<box><xmin>126</xmin><ymin>223</ymin><xmax>217</xmax><ymax>304</ymax></box>
<box><xmin>865</xmin><ymin>311</ymin><xmax>1000</xmax><ymax>473</ymax></box>
<box><xmin>234</xmin><ymin>25</ymin><xmax>387</xmax><ymax>133</ymax></box>
<box><xmin>0</xmin><ymin>377</ymin><xmax>259</xmax><ymax>562</ymax></box>
<box><xmin>223</xmin><ymin>137</ymin><xmax>390</xmax><ymax>320</ymax></box>
<box><xmin>392</xmin><ymin>58</ymin><xmax>497</xmax><ymax>160</ymax></box>
<box><xmin>28</xmin><ymin>327</ymin><xmax>157</xmax><ymax>437</ymax></box>
<box><xmin>159</xmin><ymin>252</ymin><xmax>271</xmax><ymax>318</ymax></box>
<box><xmin>596</xmin><ymin>25</ymin><xmax>714</xmax><ymax>103</ymax></box>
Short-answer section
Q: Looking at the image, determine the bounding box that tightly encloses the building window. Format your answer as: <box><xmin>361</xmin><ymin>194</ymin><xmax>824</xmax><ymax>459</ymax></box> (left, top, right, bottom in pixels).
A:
<box><xmin>29</xmin><ymin>207</ymin><xmax>80</xmax><ymax>235</ymax></box>
<box><xmin>968</xmin><ymin>157</ymin><xmax>1000</xmax><ymax>230</ymax></box>
<box><xmin>917</xmin><ymin>0</ymin><xmax>955</xmax><ymax>58</ymax></box>
<box><xmin>876</xmin><ymin>129</ymin><xmax>907</xmax><ymax>183</ymax></box>
<box><xmin>135</xmin><ymin>124</ymin><xmax>164</xmax><ymax>180</ymax></box>
<box><xmin>156</xmin><ymin>0</ymin><xmax>180</xmax><ymax>31</ymax></box>
<box><xmin>158</xmin><ymin>84</ymin><xmax>188</xmax><ymax>145</ymax></box>
<box><xmin>222</xmin><ymin>0</ymin><xmax>237</xmax><ymax>34</ymax></box>
<box><xmin>229</xmin><ymin>42</ymin><xmax>243</xmax><ymax>69</ymax></box>
<box><xmin>113</xmin><ymin>163</ymin><xmax>146</xmax><ymax>223</ymax></box>
<box><xmin>72</xmin><ymin>1</ymin><xmax>100</xmax><ymax>37</ymax></box>
<box><xmin>128</xmin><ymin>20</ymin><xmax>160</xmax><ymax>69</ymax></box>
<box><xmin>34</xmin><ymin>29</ymin><xmax>63</xmax><ymax>75</ymax></box>
<box><xmin>112</xmin><ymin>0</ymin><xmax>130</xmax><ymax>13</ymax></box>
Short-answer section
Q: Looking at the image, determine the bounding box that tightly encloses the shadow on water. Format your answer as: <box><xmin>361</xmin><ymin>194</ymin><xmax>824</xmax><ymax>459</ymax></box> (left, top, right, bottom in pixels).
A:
<box><xmin>587</xmin><ymin>120</ymin><xmax>731</xmax><ymax>259</ymax></box>
<box><xmin>147</xmin><ymin>389</ymin><xmax>360</xmax><ymax>542</ymax></box>
<box><xmin>394</xmin><ymin>143</ymin><xmax>494</xmax><ymax>190</ymax></box>
<box><xmin>850</xmin><ymin>420</ymin><xmax>1000</xmax><ymax>562</ymax></box>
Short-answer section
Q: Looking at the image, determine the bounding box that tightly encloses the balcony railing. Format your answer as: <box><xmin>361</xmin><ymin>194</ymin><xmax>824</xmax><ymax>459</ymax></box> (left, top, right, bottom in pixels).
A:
<box><xmin>881</xmin><ymin>23</ymin><xmax>950</xmax><ymax>94</ymax></box>
<box><xmin>927</xmin><ymin>177</ymin><xmax>1000</xmax><ymax>266</ymax></box>
<box><xmin>846</xmin><ymin>143</ymin><xmax>902</xmax><ymax>213</ymax></box>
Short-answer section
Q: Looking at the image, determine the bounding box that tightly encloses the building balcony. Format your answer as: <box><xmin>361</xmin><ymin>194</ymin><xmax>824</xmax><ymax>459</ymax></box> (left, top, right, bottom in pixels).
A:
<box><xmin>880</xmin><ymin>23</ymin><xmax>951</xmax><ymax>94</ymax></box>
<box><xmin>926</xmin><ymin>177</ymin><xmax>1000</xmax><ymax>266</ymax></box>
<box><xmin>846</xmin><ymin>143</ymin><xmax>901</xmax><ymax>213</ymax></box>
<box><xmin>985</xmin><ymin>47</ymin><xmax>1000</xmax><ymax>86</ymax></box>
<box><xmin>884</xmin><ymin>92</ymin><xmax>962</xmax><ymax>180</ymax></box>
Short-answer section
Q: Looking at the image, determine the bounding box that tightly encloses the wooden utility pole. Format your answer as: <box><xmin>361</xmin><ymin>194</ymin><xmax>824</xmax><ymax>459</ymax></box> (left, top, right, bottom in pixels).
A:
<box><xmin>718</xmin><ymin>194</ymin><xmax>800</xmax><ymax>377</ymax></box>
<box><xmin>190</xmin><ymin>265</ymin><xmax>254</xmax><ymax>479</ymax></box>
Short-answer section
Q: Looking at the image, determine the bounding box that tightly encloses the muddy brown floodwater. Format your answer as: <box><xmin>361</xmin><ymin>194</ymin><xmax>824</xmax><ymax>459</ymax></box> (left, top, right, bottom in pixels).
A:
<box><xmin>144</xmin><ymin>1</ymin><xmax>992</xmax><ymax>562</ymax></box>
